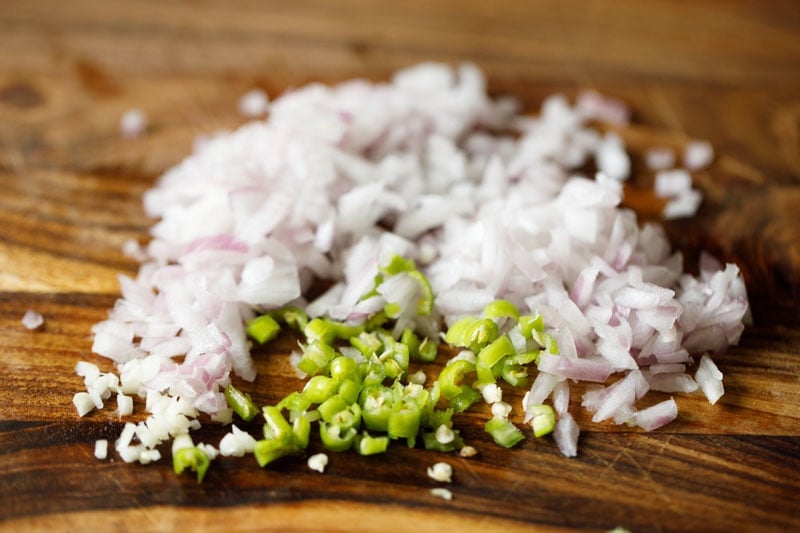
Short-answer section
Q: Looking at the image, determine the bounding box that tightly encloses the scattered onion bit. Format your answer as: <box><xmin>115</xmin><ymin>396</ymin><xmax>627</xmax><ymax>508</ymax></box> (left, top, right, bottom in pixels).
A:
<box><xmin>307</xmin><ymin>453</ymin><xmax>329</xmax><ymax>473</ymax></box>
<box><xmin>430</xmin><ymin>488</ymin><xmax>453</xmax><ymax>501</ymax></box>
<box><xmin>427</xmin><ymin>462</ymin><xmax>453</xmax><ymax>483</ymax></box>
<box><xmin>94</xmin><ymin>439</ymin><xmax>108</xmax><ymax>460</ymax></box>
<box><xmin>21</xmin><ymin>309</ymin><xmax>44</xmax><ymax>330</ymax></box>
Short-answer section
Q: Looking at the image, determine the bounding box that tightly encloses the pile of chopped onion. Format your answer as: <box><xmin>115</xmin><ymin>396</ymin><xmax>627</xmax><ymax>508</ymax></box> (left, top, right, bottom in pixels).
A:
<box><xmin>76</xmin><ymin>62</ymin><xmax>749</xmax><ymax>465</ymax></box>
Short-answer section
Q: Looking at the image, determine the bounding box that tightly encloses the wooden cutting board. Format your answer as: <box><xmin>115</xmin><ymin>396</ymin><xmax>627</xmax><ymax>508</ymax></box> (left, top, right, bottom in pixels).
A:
<box><xmin>1</xmin><ymin>1</ymin><xmax>798</xmax><ymax>531</ymax></box>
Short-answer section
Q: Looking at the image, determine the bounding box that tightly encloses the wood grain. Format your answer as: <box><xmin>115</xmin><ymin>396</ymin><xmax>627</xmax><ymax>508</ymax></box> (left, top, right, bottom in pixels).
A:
<box><xmin>0</xmin><ymin>1</ymin><xmax>799</xmax><ymax>531</ymax></box>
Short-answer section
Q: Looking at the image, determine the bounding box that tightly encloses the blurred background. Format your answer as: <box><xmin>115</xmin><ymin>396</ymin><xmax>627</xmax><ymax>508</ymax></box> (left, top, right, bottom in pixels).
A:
<box><xmin>1</xmin><ymin>0</ymin><xmax>797</xmax><ymax>168</ymax></box>
<box><xmin>0</xmin><ymin>0</ymin><xmax>797</xmax><ymax>297</ymax></box>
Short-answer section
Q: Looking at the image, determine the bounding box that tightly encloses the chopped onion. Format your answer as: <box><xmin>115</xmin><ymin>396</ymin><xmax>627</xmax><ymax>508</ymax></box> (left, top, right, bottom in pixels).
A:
<box><xmin>695</xmin><ymin>354</ymin><xmax>725</xmax><ymax>404</ymax></box>
<box><xmin>79</xmin><ymin>62</ymin><xmax>748</xmax><ymax>465</ymax></box>
<box><xmin>120</xmin><ymin>109</ymin><xmax>147</xmax><ymax>139</ymax></box>
<box><xmin>238</xmin><ymin>89</ymin><xmax>270</xmax><ymax>118</ymax></box>
<box><xmin>683</xmin><ymin>140</ymin><xmax>714</xmax><ymax>171</ymax></box>
<box><xmin>307</xmin><ymin>453</ymin><xmax>329</xmax><ymax>473</ymax></box>
<box><xmin>662</xmin><ymin>189</ymin><xmax>703</xmax><ymax>219</ymax></box>
<box><xmin>21</xmin><ymin>309</ymin><xmax>44</xmax><ymax>330</ymax></box>
<box><xmin>645</xmin><ymin>148</ymin><xmax>675</xmax><ymax>171</ymax></box>
<box><xmin>94</xmin><ymin>439</ymin><xmax>108</xmax><ymax>460</ymax></box>
<box><xmin>427</xmin><ymin>462</ymin><xmax>453</xmax><ymax>483</ymax></box>
<box><xmin>430</xmin><ymin>488</ymin><xmax>453</xmax><ymax>500</ymax></box>
<box><xmin>631</xmin><ymin>398</ymin><xmax>678</xmax><ymax>431</ymax></box>
<box><xmin>654</xmin><ymin>169</ymin><xmax>692</xmax><ymax>198</ymax></box>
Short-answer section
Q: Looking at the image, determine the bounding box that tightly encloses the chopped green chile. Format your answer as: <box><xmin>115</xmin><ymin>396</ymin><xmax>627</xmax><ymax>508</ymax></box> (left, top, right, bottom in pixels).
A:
<box><xmin>292</xmin><ymin>413</ymin><xmax>312</xmax><ymax>448</ymax></box>
<box><xmin>272</xmin><ymin>306</ymin><xmax>309</xmax><ymax>332</ymax></box>
<box><xmin>450</xmin><ymin>387</ymin><xmax>481</xmax><ymax>412</ymax></box>
<box><xmin>425</xmin><ymin>408</ymin><xmax>454</xmax><ymax>430</ymax></box>
<box><xmin>477</xmin><ymin>334</ymin><xmax>515</xmax><ymax>368</ymax></box>
<box><xmin>485</xmin><ymin>418</ymin><xmax>525</xmax><ymax>448</ymax></box>
<box><xmin>401</xmin><ymin>328</ymin><xmax>420</xmax><ymax>357</ymax></box>
<box><xmin>305</xmin><ymin>318</ymin><xmax>364</xmax><ymax>346</ymax></box>
<box><xmin>173</xmin><ymin>446</ymin><xmax>210</xmax><ymax>483</ymax></box>
<box><xmin>252</xmin><ymin>293</ymin><xmax>558</xmax><ymax>472</ymax></box>
<box><xmin>224</xmin><ymin>383</ymin><xmax>259</xmax><ymax>422</ymax></box>
<box><xmin>387</xmin><ymin>347</ymin><xmax>411</xmax><ymax>374</ymax></box>
<box><xmin>382</xmin><ymin>256</ymin><xmax>434</xmax><ymax>316</ymax></box>
<box><xmin>513</xmin><ymin>350</ymin><xmax>540</xmax><ymax>366</ymax></box>
<box><xmin>254</xmin><ymin>437</ymin><xmax>299</xmax><ymax>467</ymax></box>
<box><xmin>355</xmin><ymin>432</ymin><xmax>390</xmax><ymax>455</ymax></box>
<box><xmin>246</xmin><ymin>315</ymin><xmax>281</xmax><ymax>344</ymax></box>
<box><xmin>331</xmin><ymin>403</ymin><xmax>362</xmax><ymax>432</ymax></box>
<box><xmin>404</xmin><ymin>385</ymin><xmax>434</xmax><ymax>424</ymax></box>
<box><xmin>417</xmin><ymin>338</ymin><xmax>438</xmax><ymax>362</ymax></box>
<box><xmin>482</xmin><ymin>299</ymin><xmax>520</xmax><ymax>323</ymax></box>
<box><xmin>544</xmin><ymin>333</ymin><xmax>559</xmax><ymax>354</ymax></box>
<box><xmin>362</xmin><ymin>310</ymin><xmax>389</xmax><ymax>331</ymax></box>
<box><xmin>262</xmin><ymin>406</ymin><xmax>293</xmax><ymax>441</ymax></box>
<box><xmin>517</xmin><ymin>313</ymin><xmax>545</xmax><ymax>339</ymax></box>
<box><xmin>387</xmin><ymin>399</ymin><xmax>421</xmax><ymax>441</ymax></box>
<box><xmin>476</xmin><ymin>358</ymin><xmax>497</xmax><ymax>385</ymax></box>
<box><xmin>318</xmin><ymin>395</ymin><xmax>349</xmax><ymax>423</ymax></box>
<box><xmin>351</xmin><ymin>331</ymin><xmax>383</xmax><ymax>356</ymax></box>
<box><xmin>437</xmin><ymin>359</ymin><xmax>476</xmax><ymax>400</ymax></box>
<box><xmin>500</xmin><ymin>360</ymin><xmax>528</xmax><ymax>387</ymax></box>
<box><xmin>304</xmin><ymin>318</ymin><xmax>336</xmax><ymax>345</ymax></box>
<box><xmin>444</xmin><ymin>316</ymin><xmax>499</xmax><ymax>353</ymax></box>
<box><xmin>407</xmin><ymin>270</ymin><xmax>434</xmax><ymax>316</ymax></box>
<box><xmin>377</xmin><ymin>337</ymin><xmax>409</xmax><ymax>378</ymax></box>
<box><xmin>381</xmin><ymin>356</ymin><xmax>404</xmax><ymax>380</ymax></box>
<box><xmin>528</xmin><ymin>404</ymin><xmax>556</xmax><ymax>437</ymax></box>
<box><xmin>337</xmin><ymin>378</ymin><xmax>361</xmax><ymax>405</ymax></box>
<box><xmin>276</xmin><ymin>391</ymin><xmax>312</xmax><ymax>416</ymax></box>
<box><xmin>297</xmin><ymin>340</ymin><xmax>336</xmax><ymax>376</ymax></box>
<box><xmin>380</xmin><ymin>254</ymin><xmax>415</xmax><ymax>276</ymax></box>
<box><xmin>530</xmin><ymin>330</ymin><xmax>559</xmax><ymax>355</ymax></box>
<box><xmin>329</xmin><ymin>356</ymin><xmax>359</xmax><ymax>381</ymax></box>
<box><xmin>359</xmin><ymin>360</ymin><xmax>386</xmax><ymax>386</ymax></box>
<box><xmin>302</xmin><ymin>375</ymin><xmax>339</xmax><ymax>404</ymax></box>
<box><xmin>359</xmin><ymin>385</ymin><xmax>394</xmax><ymax>432</ymax></box>
<box><xmin>319</xmin><ymin>422</ymin><xmax>357</xmax><ymax>452</ymax></box>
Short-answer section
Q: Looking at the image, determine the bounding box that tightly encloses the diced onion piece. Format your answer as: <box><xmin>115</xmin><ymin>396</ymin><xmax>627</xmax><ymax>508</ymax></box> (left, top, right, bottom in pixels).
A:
<box><xmin>435</xmin><ymin>424</ymin><xmax>455</xmax><ymax>444</ymax></box>
<box><xmin>663</xmin><ymin>189</ymin><xmax>703</xmax><ymax>219</ymax></box>
<box><xmin>21</xmin><ymin>309</ymin><xmax>44</xmax><ymax>330</ymax></box>
<box><xmin>695</xmin><ymin>354</ymin><xmax>724</xmax><ymax>405</ymax></box>
<box><xmin>307</xmin><ymin>453</ymin><xmax>329</xmax><ymax>473</ymax></box>
<box><xmin>427</xmin><ymin>462</ymin><xmax>453</xmax><ymax>483</ymax></box>
<box><xmin>73</xmin><ymin>392</ymin><xmax>95</xmax><ymax>417</ymax></box>
<box><xmin>491</xmin><ymin>401</ymin><xmax>512</xmax><ymax>420</ymax></box>
<box><xmin>459</xmin><ymin>445</ymin><xmax>478</xmax><ymax>458</ymax></box>
<box><xmin>238</xmin><ymin>89</ymin><xmax>270</xmax><ymax>117</ymax></box>
<box><xmin>645</xmin><ymin>148</ymin><xmax>675</xmax><ymax>171</ymax></box>
<box><xmin>632</xmin><ymin>398</ymin><xmax>678</xmax><ymax>431</ymax></box>
<box><xmin>553</xmin><ymin>413</ymin><xmax>579</xmax><ymax>457</ymax></box>
<box><xmin>654</xmin><ymin>169</ymin><xmax>692</xmax><ymax>198</ymax></box>
<box><xmin>120</xmin><ymin>109</ymin><xmax>147</xmax><ymax>138</ymax></box>
<box><xmin>138</xmin><ymin>449</ymin><xmax>162</xmax><ymax>464</ymax></box>
<box><xmin>408</xmin><ymin>370</ymin><xmax>427</xmax><ymax>385</ymax></box>
<box><xmin>172</xmin><ymin>433</ymin><xmax>194</xmax><ymax>455</ymax></box>
<box><xmin>481</xmin><ymin>383</ymin><xmax>503</xmax><ymax>404</ymax></box>
<box><xmin>430</xmin><ymin>488</ymin><xmax>453</xmax><ymax>500</ymax></box>
<box><xmin>684</xmin><ymin>140</ymin><xmax>714</xmax><ymax>171</ymax></box>
<box><xmin>94</xmin><ymin>439</ymin><xmax>108</xmax><ymax>460</ymax></box>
